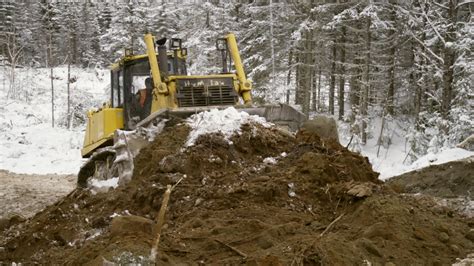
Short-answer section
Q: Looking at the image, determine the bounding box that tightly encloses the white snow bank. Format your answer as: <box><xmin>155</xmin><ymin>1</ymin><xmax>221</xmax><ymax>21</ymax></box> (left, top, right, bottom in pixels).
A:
<box><xmin>378</xmin><ymin>148</ymin><xmax>473</xmax><ymax>180</ymax></box>
<box><xmin>338</xmin><ymin>117</ymin><xmax>474</xmax><ymax>180</ymax></box>
<box><xmin>0</xmin><ymin>123</ymin><xmax>84</xmax><ymax>174</ymax></box>
<box><xmin>410</xmin><ymin>148</ymin><xmax>473</xmax><ymax>169</ymax></box>
<box><xmin>185</xmin><ymin>107</ymin><xmax>270</xmax><ymax>146</ymax></box>
<box><xmin>0</xmin><ymin>66</ymin><xmax>108</xmax><ymax>175</ymax></box>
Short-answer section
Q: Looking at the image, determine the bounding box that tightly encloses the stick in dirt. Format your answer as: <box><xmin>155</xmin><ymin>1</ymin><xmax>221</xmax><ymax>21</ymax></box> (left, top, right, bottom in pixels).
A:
<box><xmin>149</xmin><ymin>177</ymin><xmax>184</xmax><ymax>262</ymax></box>
<box><xmin>150</xmin><ymin>184</ymin><xmax>172</xmax><ymax>262</ymax></box>
<box><xmin>319</xmin><ymin>213</ymin><xmax>345</xmax><ymax>237</ymax></box>
<box><xmin>214</xmin><ymin>238</ymin><xmax>248</xmax><ymax>258</ymax></box>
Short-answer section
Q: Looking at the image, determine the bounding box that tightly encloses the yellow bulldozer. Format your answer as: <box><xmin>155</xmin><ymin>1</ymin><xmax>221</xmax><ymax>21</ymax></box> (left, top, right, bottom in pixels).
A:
<box><xmin>78</xmin><ymin>33</ymin><xmax>306</xmax><ymax>187</ymax></box>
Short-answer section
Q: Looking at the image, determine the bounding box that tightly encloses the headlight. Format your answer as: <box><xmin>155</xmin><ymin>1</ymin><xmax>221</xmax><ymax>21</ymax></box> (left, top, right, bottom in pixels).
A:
<box><xmin>170</xmin><ymin>38</ymin><xmax>182</xmax><ymax>49</ymax></box>
<box><xmin>216</xmin><ymin>38</ymin><xmax>227</xmax><ymax>51</ymax></box>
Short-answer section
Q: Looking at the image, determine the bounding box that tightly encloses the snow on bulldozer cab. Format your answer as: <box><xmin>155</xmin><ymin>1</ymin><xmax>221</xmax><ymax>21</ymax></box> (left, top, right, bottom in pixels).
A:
<box><xmin>78</xmin><ymin>33</ymin><xmax>306</xmax><ymax>188</ymax></box>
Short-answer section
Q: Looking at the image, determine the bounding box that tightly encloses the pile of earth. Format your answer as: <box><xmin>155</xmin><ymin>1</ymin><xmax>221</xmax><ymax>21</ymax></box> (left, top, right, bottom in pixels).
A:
<box><xmin>388</xmin><ymin>158</ymin><xmax>474</xmax><ymax>198</ymax></box>
<box><xmin>388</xmin><ymin>157</ymin><xmax>474</xmax><ymax>218</ymax></box>
<box><xmin>1</xmin><ymin>119</ymin><xmax>473</xmax><ymax>265</ymax></box>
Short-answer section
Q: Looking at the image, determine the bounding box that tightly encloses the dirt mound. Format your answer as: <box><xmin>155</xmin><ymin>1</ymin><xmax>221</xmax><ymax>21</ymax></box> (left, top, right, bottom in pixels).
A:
<box><xmin>1</xmin><ymin>121</ymin><xmax>473</xmax><ymax>265</ymax></box>
<box><xmin>387</xmin><ymin>157</ymin><xmax>474</xmax><ymax>218</ymax></box>
<box><xmin>388</xmin><ymin>158</ymin><xmax>474</xmax><ymax>198</ymax></box>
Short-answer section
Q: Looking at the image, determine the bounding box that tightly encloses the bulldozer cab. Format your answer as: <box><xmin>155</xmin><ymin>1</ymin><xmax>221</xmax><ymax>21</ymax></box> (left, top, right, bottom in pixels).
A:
<box><xmin>110</xmin><ymin>51</ymin><xmax>188</xmax><ymax>129</ymax></box>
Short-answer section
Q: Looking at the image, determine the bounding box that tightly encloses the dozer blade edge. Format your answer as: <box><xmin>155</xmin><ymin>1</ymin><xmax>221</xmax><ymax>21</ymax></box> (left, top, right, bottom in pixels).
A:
<box><xmin>138</xmin><ymin>104</ymin><xmax>307</xmax><ymax>132</ymax></box>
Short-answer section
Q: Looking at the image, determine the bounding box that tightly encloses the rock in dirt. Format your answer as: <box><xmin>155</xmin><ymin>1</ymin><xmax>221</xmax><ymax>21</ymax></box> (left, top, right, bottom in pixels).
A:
<box><xmin>110</xmin><ymin>215</ymin><xmax>153</xmax><ymax>238</ymax></box>
<box><xmin>439</xmin><ymin>232</ymin><xmax>450</xmax><ymax>243</ymax></box>
<box><xmin>387</xmin><ymin>158</ymin><xmax>474</xmax><ymax>198</ymax></box>
<box><xmin>466</xmin><ymin>230</ymin><xmax>474</xmax><ymax>242</ymax></box>
<box><xmin>300</xmin><ymin>116</ymin><xmax>339</xmax><ymax>142</ymax></box>
<box><xmin>346</xmin><ymin>182</ymin><xmax>375</xmax><ymax>198</ymax></box>
<box><xmin>0</xmin><ymin>215</ymin><xmax>25</xmax><ymax>232</ymax></box>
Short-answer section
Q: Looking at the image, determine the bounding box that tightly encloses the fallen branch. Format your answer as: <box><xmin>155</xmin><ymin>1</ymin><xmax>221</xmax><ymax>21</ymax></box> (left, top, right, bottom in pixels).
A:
<box><xmin>319</xmin><ymin>213</ymin><xmax>345</xmax><ymax>237</ymax></box>
<box><xmin>214</xmin><ymin>238</ymin><xmax>248</xmax><ymax>258</ymax></box>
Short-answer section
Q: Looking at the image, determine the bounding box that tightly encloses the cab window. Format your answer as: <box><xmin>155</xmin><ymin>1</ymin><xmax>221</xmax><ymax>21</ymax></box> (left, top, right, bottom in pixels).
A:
<box><xmin>111</xmin><ymin>70</ymin><xmax>124</xmax><ymax>107</ymax></box>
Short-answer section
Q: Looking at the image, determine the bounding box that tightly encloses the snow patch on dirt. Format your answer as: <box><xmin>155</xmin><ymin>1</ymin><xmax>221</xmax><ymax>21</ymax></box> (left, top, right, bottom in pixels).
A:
<box><xmin>185</xmin><ymin>107</ymin><xmax>271</xmax><ymax>146</ymax></box>
<box><xmin>453</xmin><ymin>253</ymin><xmax>474</xmax><ymax>266</ymax></box>
<box><xmin>89</xmin><ymin>177</ymin><xmax>119</xmax><ymax>189</ymax></box>
<box><xmin>263</xmin><ymin>157</ymin><xmax>277</xmax><ymax>165</ymax></box>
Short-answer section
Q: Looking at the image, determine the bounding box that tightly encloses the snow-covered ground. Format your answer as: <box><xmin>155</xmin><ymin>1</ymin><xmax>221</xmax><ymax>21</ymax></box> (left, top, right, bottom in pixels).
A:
<box><xmin>0</xmin><ymin>66</ymin><xmax>108</xmax><ymax>174</ymax></box>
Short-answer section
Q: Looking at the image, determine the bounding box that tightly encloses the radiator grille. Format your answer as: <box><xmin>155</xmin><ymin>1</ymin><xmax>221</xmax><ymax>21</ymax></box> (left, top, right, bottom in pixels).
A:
<box><xmin>176</xmin><ymin>78</ymin><xmax>238</xmax><ymax>107</ymax></box>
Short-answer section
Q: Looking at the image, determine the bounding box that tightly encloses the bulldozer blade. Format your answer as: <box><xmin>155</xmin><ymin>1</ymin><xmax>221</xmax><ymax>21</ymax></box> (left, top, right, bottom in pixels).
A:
<box><xmin>137</xmin><ymin>104</ymin><xmax>307</xmax><ymax>132</ymax></box>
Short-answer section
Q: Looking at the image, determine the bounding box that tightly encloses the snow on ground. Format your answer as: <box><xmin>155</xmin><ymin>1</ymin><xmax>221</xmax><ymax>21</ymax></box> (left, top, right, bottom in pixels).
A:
<box><xmin>185</xmin><ymin>107</ymin><xmax>271</xmax><ymax>146</ymax></box>
<box><xmin>338</xmin><ymin>116</ymin><xmax>474</xmax><ymax>180</ymax></box>
<box><xmin>0</xmin><ymin>123</ymin><xmax>84</xmax><ymax>174</ymax></box>
<box><xmin>0</xmin><ymin>66</ymin><xmax>108</xmax><ymax>174</ymax></box>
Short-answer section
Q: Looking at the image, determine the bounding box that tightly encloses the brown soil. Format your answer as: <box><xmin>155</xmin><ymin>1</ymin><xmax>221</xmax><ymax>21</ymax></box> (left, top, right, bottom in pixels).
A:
<box><xmin>387</xmin><ymin>157</ymin><xmax>474</xmax><ymax>198</ymax></box>
<box><xmin>387</xmin><ymin>157</ymin><xmax>474</xmax><ymax>218</ymax></box>
<box><xmin>1</xmin><ymin>120</ymin><xmax>473</xmax><ymax>265</ymax></box>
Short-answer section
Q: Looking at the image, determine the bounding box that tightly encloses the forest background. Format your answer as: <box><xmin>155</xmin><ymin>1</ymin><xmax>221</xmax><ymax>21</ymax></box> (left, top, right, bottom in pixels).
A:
<box><xmin>1</xmin><ymin>0</ymin><xmax>472</xmax><ymax>165</ymax></box>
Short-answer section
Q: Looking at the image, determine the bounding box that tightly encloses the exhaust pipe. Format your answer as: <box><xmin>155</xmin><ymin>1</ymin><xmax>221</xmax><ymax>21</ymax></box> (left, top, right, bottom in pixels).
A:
<box><xmin>157</xmin><ymin>38</ymin><xmax>168</xmax><ymax>78</ymax></box>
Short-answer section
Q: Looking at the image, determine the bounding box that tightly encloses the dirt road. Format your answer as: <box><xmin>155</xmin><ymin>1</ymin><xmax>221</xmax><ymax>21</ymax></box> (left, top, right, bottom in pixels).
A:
<box><xmin>0</xmin><ymin>170</ymin><xmax>75</xmax><ymax>219</ymax></box>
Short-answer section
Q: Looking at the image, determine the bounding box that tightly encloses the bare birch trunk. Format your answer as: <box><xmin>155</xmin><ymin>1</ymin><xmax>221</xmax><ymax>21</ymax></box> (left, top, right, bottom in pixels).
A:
<box><xmin>329</xmin><ymin>39</ymin><xmax>336</xmax><ymax>115</ymax></box>
<box><xmin>361</xmin><ymin>17</ymin><xmax>371</xmax><ymax>145</ymax></box>
<box><xmin>295</xmin><ymin>52</ymin><xmax>301</xmax><ymax>105</ymax></box>
<box><xmin>387</xmin><ymin>10</ymin><xmax>396</xmax><ymax>116</ymax></box>
<box><xmin>51</xmin><ymin>66</ymin><xmax>54</xmax><ymax>128</ymax></box>
<box><xmin>338</xmin><ymin>26</ymin><xmax>346</xmax><ymax>120</ymax></box>
<box><xmin>441</xmin><ymin>0</ymin><xmax>457</xmax><ymax>130</ymax></box>
<box><xmin>67</xmin><ymin>56</ymin><xmax>71</xmax><ymax>129</ymax></box>
<box><xmin>302</xmin><ymin>30</ymin><xmax>313</xmax><ymax>118</ymax></box>
<box><xmin>349</xmin><ymin>57</ymin><xmax>360</xmax><ymax>124</ymax></box>
<box><xmin>317</xmin><ymin>68</ymin><xmax>322</xmax><ymax>112</ymax></box>
<box><xmin>49</xmin><ymin>32</ymin><xmax>55</xmax><ymax>128</ymax></box>
<box><xmin>311</xmin><ymin>66</ymin><xmax>318</xmax><ymax>111</ymax></box>
<box><xmin>286</xmin><ymin>50</ymin><xmax>292</xmax><ymax>104</ymax></box>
